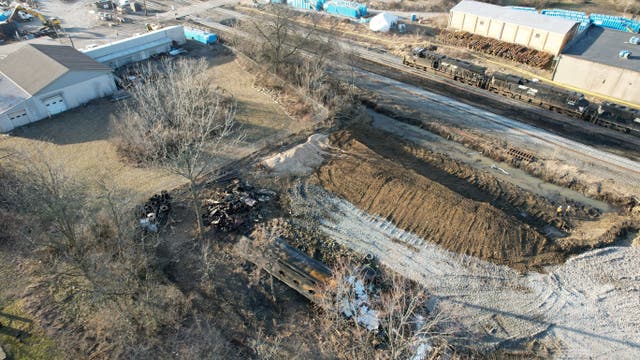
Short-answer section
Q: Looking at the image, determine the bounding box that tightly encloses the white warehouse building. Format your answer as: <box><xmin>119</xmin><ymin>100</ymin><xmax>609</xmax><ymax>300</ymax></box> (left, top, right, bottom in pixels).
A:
<box><xmin>82</xmin><ymin>25</ymin><xmax>186</xmax><ymax>68</ymax></box>
<box><xmin>448</xmin><ymin>0</ymin><xmax>579</xmax><ymax>55</ymax></box>
<box><xmin>0</xmin><ymin>44</ymin><xmax>116</xmax><ymax>132</ymax></box>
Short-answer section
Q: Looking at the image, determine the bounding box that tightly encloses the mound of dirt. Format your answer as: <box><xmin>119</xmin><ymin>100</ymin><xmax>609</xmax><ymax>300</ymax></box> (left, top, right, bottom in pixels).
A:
<box><xmin>262</xmin><ymin>134</ymin><xmax>329</xmax><ymax>175</ymax></box>
<box><xmin>318</xmin><ymin>131</ymin><xmax>563</xmax><ymax>271</ymax></box>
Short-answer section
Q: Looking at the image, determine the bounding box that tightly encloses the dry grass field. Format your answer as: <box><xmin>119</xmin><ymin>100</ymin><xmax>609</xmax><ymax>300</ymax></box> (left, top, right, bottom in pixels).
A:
<box><xmin>0</xmin><ymin>54</ymin><xmax>297</xmax><ymax>201</ymax></box>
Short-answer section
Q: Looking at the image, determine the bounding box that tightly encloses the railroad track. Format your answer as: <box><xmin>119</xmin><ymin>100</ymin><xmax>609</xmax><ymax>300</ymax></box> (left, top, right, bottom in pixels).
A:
<box><xmin>353</xmin><ymin>54</ymin><xmax>640</xmax><ymax>175</ymax></box>
<box><xmin>188</xmin><ymin>14</ymin><xmax>640</xmax><ymax>177</ymax></box>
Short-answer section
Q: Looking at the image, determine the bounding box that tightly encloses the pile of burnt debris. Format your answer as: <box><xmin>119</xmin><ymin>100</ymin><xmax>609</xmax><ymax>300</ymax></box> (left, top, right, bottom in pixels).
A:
<box><xmin>136</xmin><ymin>191</ymin><xmax>172</xmax><ymax>232</ymax></box>
<box><xmin>202</xmin><ymin>179</ymin><xmax>277</xmax><ymax>232</ymax></box>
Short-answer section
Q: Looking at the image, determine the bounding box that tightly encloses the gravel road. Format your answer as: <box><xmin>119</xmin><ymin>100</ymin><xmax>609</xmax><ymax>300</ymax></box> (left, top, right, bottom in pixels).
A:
<box><xmin>290</xmin><ymin>184</ymin><xmax>640</xmax><ymax>358</ymax></box>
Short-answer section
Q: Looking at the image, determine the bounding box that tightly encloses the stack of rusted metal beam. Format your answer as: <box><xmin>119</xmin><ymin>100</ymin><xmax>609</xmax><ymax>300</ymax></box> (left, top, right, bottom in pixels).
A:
<box><xmin>438</xmin><ymin>30</ymin><xmax>554</xmax><ymax>68</ymax></box>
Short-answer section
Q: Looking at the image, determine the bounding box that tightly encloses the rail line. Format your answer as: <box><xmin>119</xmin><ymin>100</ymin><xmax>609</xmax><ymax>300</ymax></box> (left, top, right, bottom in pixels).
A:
<box><xmin>353</xmin><ymin>52</ymin><xmax>640</xmax><ymax>175</ymax></box>
<box><xmin>189</xmin><ymin>15</ymin><xmax>640</xmax><ymax>176</ymax></box>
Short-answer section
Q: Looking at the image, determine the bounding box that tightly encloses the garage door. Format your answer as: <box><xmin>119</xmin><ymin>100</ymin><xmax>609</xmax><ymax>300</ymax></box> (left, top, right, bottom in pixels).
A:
<box><xmin>8</xmin><ymin>109</ymin><xmax>30</xmax><ymax>128</ymax></box>
<box><xmin>43</xmin><ymin>95</ymin><xmax>67</xmax><ymax>115</ymax></box>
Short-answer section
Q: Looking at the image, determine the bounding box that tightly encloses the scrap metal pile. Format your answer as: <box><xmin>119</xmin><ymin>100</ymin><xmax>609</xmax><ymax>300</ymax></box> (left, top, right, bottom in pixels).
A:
<box><xmin>137</xmin><ymin>191</ymin><xmax>172</xmax><ymax>232</ymax></box>
<box><xmin>438</xmin><ymin>30</ymin><xmax>554</xmax><ymax>68</ymax></box>
<box><xmin>202</xmin><ymin>180</ymin><xmax>277</xmax><ymax>232</ymax></box>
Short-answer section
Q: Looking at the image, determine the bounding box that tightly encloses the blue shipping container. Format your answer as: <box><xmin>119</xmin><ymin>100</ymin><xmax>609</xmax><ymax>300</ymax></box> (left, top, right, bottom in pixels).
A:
<box><xmin>324</xmin><ymin>1</ymin><xmax>366</xmax><ymax>18</ymax></box>
<box><xmin>288</xmin><ymin>0</ymin><xmax>311</xmax><ymax>10</ymax></box>
<box><xmin>510</xmin><ymin>6</ymin><xmax>537</xmax><ymax>13</ymax></box>
<box><xmin>184</xmin><ymin>27</ymin><xmax>217</xmax><ymax>44</ymax></box>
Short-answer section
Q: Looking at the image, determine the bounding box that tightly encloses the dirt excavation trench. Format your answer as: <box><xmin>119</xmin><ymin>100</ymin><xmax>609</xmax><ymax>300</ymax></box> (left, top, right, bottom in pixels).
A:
<box><xmin>316</xmin><ymin>128</ymin><xmax>631</xmax><ymax>271</ymax></box>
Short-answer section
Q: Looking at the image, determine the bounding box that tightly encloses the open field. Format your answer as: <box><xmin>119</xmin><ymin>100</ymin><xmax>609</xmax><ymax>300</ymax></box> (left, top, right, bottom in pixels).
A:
<box><xmin>0</xmin><ymin>52</ymin><xmax>297</xmax><ymax>199</ymax></box>
<box><xmin>0</xmin><ymin>99</ymin><xmax>187</xmax><ymax>199</ymax></box>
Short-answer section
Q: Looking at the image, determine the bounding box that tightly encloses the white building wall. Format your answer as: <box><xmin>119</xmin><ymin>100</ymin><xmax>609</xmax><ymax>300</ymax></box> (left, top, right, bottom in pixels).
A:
<box><xmin>462</xmin><ymin>13</ymin><xmax>477</xmax><ymax>32</ymax></box>
<box><xmin>82</xmin><ymin>25</ymin><xmax>186</xmax><ymax>68</ymax></box>
<box><xmin>554</xmin><ymin>56</ymin><xmax>640</xmax><ymax>106</ymax></box>
<box><xmin>0</xmin><ymin>72</ymin><xmax>116</xmax><ymax>132</ymax></box>
<box><xmin>448</xmin><ymin>10</ymin><xmax>576</xmax><ymax>55</ymax></box>
<box><xmin>514</xmin><ymin>26</ymin><xmax>533</xmax><ymax>46</ymax></box>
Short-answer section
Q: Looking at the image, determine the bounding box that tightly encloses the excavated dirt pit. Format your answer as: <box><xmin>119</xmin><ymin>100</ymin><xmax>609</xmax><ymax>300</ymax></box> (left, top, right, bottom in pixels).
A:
<box><xmin>314</xmin><ymin>127</ymin><xmax>632</xmax><ymax>271</ymax></box>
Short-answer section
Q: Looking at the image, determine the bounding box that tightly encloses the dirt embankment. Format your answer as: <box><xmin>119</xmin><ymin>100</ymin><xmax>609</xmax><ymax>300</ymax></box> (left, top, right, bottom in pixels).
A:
<box><xmin>318</xmin><ymin>131</ymin><xmax>564</xmax><ymax>271</ymax></box>
<box><xmin>347</xmin><ymin>125</ymin><xmax>598</xmax><ymax>231</ymax></box>
<box><xmin>361</xmin><ymin>97</ymin><xmax>640</xmax><ymax>211</ymax></box>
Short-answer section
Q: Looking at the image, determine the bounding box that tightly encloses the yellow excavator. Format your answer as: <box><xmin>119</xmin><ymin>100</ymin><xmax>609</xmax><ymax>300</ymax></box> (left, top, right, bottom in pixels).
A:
<box><xmin>8</xmin><ymin>5</ymin><xmax>61</xmax><ymax>29</ymax></box>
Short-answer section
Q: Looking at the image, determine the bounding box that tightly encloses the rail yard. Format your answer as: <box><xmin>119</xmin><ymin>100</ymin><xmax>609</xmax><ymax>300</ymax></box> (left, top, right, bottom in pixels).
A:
<box><xmin>0</xmin><ymin>0</ymin><xmax>639</xmax><ymax>359</ymax></box>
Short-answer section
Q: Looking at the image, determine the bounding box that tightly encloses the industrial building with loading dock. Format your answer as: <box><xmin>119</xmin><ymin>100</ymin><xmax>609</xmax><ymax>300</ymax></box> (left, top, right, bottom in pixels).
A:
<box><xmin>553</xmin><ymin>27</ymin><xmax>640</xmax><ymax>107</ymax></box>
<box><xmin>0</xmin><ymin>44</ymin><xmax>116</xmax><ymax>132</ymax></box>
<box><xmin>448</xmin><ymin>0</ymin><xmax>579</xmax><ymax>55</ymax></box>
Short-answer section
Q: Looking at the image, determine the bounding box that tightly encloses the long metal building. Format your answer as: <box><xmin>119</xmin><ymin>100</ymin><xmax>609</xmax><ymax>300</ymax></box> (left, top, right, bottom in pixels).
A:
<box><xmin>553</xmin><ymin>27</ymin><xmax>640</xmax><ymax>107</ymax></box>
<box><xmin>81</xmin><ymin>26</ymin><xmax>186</xmax><ymax>68</ymax></box>
<box><xmin>448</xmin><ymin>0</ymin><xmax>579</xmax><ymax>55</ymax></box>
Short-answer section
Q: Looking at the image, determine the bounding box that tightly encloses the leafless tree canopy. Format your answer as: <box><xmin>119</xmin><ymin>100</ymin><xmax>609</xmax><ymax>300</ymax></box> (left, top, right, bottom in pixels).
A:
<box><xmin>246</xmin><ymin>5</ymin><xmax>320</xmax><ymax>72</ymax></box>
<box><xmin>114</xmin><ymin>57</ymin><xmax>238</xmax><ymax>167</ymax></box>
<box><xmin>115</xmin><ymin>57</ymin><xmax>243</xmax><ymax>245</ymax></box>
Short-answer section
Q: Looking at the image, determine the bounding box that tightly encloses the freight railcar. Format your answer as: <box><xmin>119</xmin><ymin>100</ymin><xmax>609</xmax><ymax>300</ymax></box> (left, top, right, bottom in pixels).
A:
<box><xmin>401</xmin><ymin>48</ymin><xmax>640</xmax><ymax>136</ymax></box>
<box><xmin>588</xmin><ymin>102</ymin><xmax>640</xmax><ymax>134</ymax></box>
<box><xmin>403</xmin><ymin>47</ymin><xmax>488</xmax><ymax>87</ymax></box>
<box><xmin>488</xmin><ymin>72</ymin><xmax>589</xmax><ymax>116</ymax></box>
<box><xmin>236</xmin><ymin>236</ymin><xmax>333</xmax><ymax>304</ymax></box>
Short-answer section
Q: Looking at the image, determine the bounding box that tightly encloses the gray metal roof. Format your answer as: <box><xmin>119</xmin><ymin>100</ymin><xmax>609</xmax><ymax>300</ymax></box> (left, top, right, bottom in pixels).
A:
<box><xmin>0</xmin><ymin>72</ymin><xmax>29</xmax><ymax>113</ymax></box>
<box><xmin>450</xmin><ymin>0</ymin><xmax>578</xmax><ymax>35</ymax></box>
<box><xmin>0</xmin><ymin>38</ymin><xmax>60</xmax><ymax>59</ymax></box>
<box><xmin>562</xmin><ymin>27</ymin><xmax>640</xmax><ymax>73</ymax></box>
<box><xmin>0</xmin><ymin>44</ymin><xmax>111</xmax><ymax>95</ymax></box>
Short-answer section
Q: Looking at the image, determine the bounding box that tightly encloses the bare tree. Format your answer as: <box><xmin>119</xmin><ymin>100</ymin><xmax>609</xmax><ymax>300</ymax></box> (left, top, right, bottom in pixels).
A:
<box><xmin>0</xmin><ymin>148</ymin><xmax>87</xmax><ymax>257</ymax></box>
<box><xmin>247</xmin><ymin>5</ymin><xmax>320</xmax><ymax>72</ymax></box>
<box><xmin>115</xmin><ymin>58</ymin><xmax>242</xmax><ymax>260</ymax></box>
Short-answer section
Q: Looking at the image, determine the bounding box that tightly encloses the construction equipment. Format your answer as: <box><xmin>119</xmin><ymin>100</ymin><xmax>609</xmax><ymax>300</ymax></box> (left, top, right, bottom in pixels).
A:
<box><xmin>98</xmin><ymin>12</ymin><xmax>114</xmax><ymax>22</ymax></box>
<box><xmin>8</xmin><ymin>5</ymin><xmax>61</xmax><ymax>28</ymax></box>
<box><xmin>145</xmin><ymin>23</ymin><xmax>162</xmax><ymax>31</ymax></box>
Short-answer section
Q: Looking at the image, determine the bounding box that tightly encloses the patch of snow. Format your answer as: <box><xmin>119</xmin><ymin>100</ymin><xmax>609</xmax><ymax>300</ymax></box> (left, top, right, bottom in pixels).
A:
<box><xmin>411</xmin><ymin>342</ymin><xmax>432</xmax><ymax>360</ymax></box>
<box><xmin>339</xmin><ymin>276</ymin><xmax>380</xmax><ymax>331</ymax></box>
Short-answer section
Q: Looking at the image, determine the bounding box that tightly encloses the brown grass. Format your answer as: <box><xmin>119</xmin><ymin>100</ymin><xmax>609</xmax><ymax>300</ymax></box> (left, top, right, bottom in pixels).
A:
<box><xmin>0</xmin><ymin>99</ymin><xmax>186</xmax><ymax>200</ymax></box>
